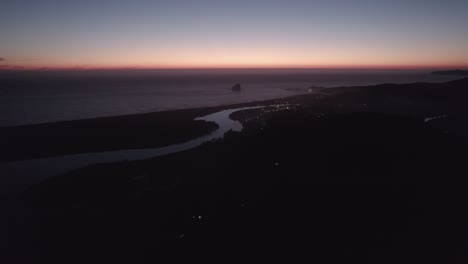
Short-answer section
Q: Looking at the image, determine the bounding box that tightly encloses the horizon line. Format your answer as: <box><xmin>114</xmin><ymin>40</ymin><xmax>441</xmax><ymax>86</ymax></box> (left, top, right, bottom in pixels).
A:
<box><xmin>2</xmin><ymin>65</ymin><xmax>468</xmax><ymax>71</ymax></box>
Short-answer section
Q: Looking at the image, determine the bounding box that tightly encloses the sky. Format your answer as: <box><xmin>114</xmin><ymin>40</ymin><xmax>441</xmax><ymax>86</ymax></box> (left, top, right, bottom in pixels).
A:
<box><xmin>1</xmin><ymin>0</ymin><xmax>467</xmax><ymax>69</ymax></box>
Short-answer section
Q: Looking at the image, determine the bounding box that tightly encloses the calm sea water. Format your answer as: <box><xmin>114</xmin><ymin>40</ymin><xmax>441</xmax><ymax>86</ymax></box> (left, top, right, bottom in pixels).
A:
<box><xmin>0</xmin><ymin>69</ymin><xmax>459</xmax><ymax>126</ymax></box>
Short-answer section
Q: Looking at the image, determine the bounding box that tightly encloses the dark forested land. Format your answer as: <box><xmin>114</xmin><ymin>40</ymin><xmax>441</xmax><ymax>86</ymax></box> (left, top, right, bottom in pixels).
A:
<box><xmin>5</xmin><ymin>78</ymin><xmax>468</xmax><ymax>263</ymax></box>
<box><xmin>0</xmin><ymin>108</ymin><xmax>219</xmax><ymax>161</ymax></box>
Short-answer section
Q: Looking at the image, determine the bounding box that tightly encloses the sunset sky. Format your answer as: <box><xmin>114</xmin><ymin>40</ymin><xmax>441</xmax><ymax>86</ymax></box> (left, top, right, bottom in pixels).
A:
<box><xmin>1</xmin><ymin>0</ymin><xmax>467</xmax><ymax>69</ymax></box>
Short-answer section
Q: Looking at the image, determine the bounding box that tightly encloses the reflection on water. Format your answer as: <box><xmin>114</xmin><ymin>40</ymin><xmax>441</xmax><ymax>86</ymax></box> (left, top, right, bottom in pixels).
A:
<box><xmin>0</xmin><ymin>106</ymin><xmax>262</xmax><ymax>195</ymax></box>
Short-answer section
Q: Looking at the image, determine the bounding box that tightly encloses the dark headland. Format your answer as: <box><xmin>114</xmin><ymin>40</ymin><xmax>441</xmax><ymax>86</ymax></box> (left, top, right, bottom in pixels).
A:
<box><xmin>431</xmin><ymin>69</ymin><xmax>468</xmax><ymax>76</ymax></box>
<box><xmin>2</xmin><ymin>78</ymin><xmax>468</xmax><ymax>263</ymax></box>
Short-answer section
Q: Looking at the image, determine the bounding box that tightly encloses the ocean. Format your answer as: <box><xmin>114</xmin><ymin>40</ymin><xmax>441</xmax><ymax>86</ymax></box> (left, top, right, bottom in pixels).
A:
<box><xmin>0</xmin><ymin>68</ymin><xmax>459</xmax><ymax>126</ymax></box>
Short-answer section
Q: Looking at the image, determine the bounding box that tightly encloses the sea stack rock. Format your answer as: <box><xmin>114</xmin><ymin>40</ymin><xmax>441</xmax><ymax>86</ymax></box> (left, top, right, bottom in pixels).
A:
<box><xmin>232</xmin><ymin>83</ymin><xmax>241</xmax><ymax>92</ymax></box>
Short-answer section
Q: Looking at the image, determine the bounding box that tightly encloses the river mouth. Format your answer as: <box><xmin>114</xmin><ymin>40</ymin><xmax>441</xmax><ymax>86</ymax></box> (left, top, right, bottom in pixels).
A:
<box><xmin>0</xmin><ymin>106</ymin><xmax>263</xmax><ymax>196</ymax></box>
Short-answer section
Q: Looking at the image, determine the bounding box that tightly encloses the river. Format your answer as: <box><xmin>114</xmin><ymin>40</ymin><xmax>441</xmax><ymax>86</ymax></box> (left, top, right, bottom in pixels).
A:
<box><xmin>0</xmin><ymin>106</ymin><xmax>262</xmax><ymax>196</ymax></box>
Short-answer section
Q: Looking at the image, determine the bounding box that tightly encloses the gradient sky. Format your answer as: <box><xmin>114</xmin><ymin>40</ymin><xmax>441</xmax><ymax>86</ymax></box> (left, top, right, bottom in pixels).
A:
<box><xmin>1</xmin><ymin>0</ymin><xmax>467</xmax><ymax>69</ymax></box>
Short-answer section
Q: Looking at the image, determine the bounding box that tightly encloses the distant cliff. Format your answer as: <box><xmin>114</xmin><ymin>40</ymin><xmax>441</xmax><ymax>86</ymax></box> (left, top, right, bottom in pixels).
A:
<box><xmin>431</xmin><ymin>70</ymin><xmax>468</xmax><ymax>76</ymax></box>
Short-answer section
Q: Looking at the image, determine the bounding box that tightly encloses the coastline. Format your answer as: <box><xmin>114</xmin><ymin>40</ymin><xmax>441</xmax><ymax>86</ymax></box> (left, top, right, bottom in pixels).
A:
<box><xmin>2</xmin><ymin>77</ymin><xmax>468</xmax><ymax>162</ymax></box>
<box><xmin>0</xmin><ymin>92</ymin><xmax>314</xmax><ymax>161</ymax></box>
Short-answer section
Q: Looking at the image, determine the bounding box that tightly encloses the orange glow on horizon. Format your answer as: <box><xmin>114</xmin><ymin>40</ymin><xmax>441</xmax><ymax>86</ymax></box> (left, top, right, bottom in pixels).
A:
<box><xmin>2</xmin><ymin>1</ymin><xmax>468</xmax><ymax>73</ymax></box>
<box><xmin>3</xmin><ymin>44</ymin><xmax>468</xmax><ymax>71</ymax></box>
<box><xmin>2</xmin><ymin>63</ymin><xmax>468</xmax><ymax>71</ymax></box>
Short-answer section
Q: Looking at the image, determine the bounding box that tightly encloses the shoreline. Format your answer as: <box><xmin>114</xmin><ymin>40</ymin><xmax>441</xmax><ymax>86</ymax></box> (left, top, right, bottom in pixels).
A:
<box><xmin>0</xmin><ymin>91</ymin><xmax>318</xmax><ymax>162</ymax></box>
<box><xmin>1</xmin><ymin>77</ymin><xmax>467</xmax><ymax>162</ymax></box>
<box><xmin>2</xmin><ymin>76</ymin><xmax>465</xmax><ymax>130</ymax></box>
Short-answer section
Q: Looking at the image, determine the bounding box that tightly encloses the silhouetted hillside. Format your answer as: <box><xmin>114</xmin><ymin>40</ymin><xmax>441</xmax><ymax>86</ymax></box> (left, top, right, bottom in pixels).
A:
<box><xmin>432</xmin><ymin>70</ymin><xmax>468</xmax><ymax>76</ymax></box>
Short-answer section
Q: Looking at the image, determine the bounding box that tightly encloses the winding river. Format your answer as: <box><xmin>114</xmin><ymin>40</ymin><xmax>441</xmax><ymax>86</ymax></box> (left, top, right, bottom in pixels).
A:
<box><xmin>0</xmin><ymin>106</ymin><xmax>262</xmax><ymax>195</ymax></box>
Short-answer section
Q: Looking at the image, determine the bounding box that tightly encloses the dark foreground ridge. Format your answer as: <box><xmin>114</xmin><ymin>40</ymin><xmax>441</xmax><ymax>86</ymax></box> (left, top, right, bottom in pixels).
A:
<box><xmin>4</xmin><ymin>78</ymin><xmax>468</xmax><ymax>263</ymax></box>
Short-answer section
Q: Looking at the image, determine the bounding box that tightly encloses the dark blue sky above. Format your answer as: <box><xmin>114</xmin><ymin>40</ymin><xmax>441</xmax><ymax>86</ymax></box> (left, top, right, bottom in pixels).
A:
<box><xmin>1</xmin><ymin>0</ymin><xmax>467</xmax><ymax>68</ymax></box>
